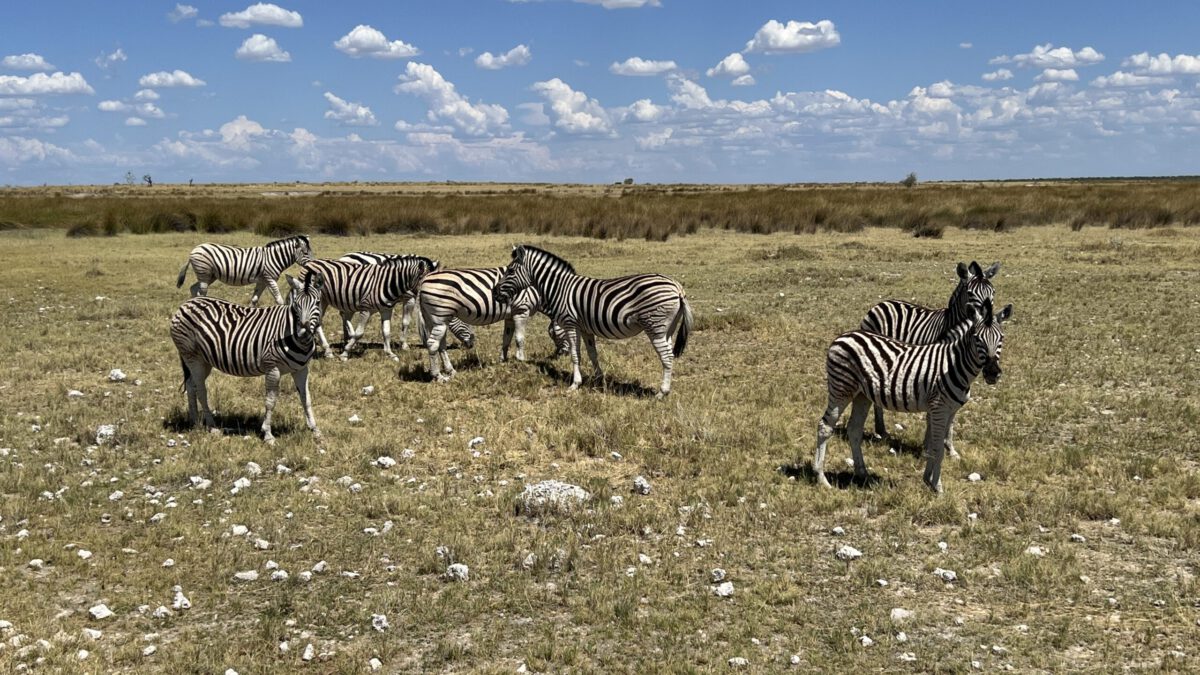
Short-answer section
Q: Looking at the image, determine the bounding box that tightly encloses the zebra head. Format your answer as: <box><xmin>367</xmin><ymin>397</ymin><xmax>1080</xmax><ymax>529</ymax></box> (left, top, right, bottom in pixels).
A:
<box><xmin>953</xmin><ymin>260</ymin><xmax>1000</xmax><ymax>320</ymax></box>
<box><xmin>285</xmin><ymin>271</ymin><xmax>325</xmax><ymax>340</ymax></box>
<box><xmin>971</xmin><ymin>298</ymin><xmax>1012</xmax><ymax>384</ymax></box>
<box><xmin>292</xmin><ymin>235</ymin><xmax>314</xmax><ymax>265</ymax></box>
<box><xmin>493</xmin><ymin>245</ymin><xmax>533</xmax><ymax>305</ymax></box>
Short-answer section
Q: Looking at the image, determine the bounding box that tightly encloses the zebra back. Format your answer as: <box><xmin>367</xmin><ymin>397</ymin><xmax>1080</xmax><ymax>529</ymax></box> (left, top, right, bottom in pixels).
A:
<box><xmin>419</xmin><ymin>267</ymin><xmax>544</xmax><ymax>323</ymax></box>
<box><xmin>303</xmin><ymin>257</ymin><xmax>434</xmax><ymax>313</ymax></box>
<box><xmin>859</xmin><ymin>260</ymin><xmax>999</xmax><ymax>344</ymax></box>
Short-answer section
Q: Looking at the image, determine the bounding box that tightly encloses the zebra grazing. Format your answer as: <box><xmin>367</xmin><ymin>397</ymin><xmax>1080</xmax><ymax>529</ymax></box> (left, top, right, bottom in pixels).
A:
<box><xmin>336</xmin><ymin>251</ymin><xmax>475</xmax><ymax>352</ymax></box>
<box><xmin>813</xmin><ymin>298</ymin><xmax>1012</xmax><ymax>492</ymax></box>
<box><xmin>176</xmin><ymin>235</ymin><xmax>314</xmax><ymax>306</ymax></box>
<box><xmin>493</xmin><ymin>245</ymin><xmax>693</xmax><ymax>398</ymax></box>
<box><xmin>859</xmin><ymin>260</ymin><xmax>999</xmax><ymax>454</ymax></box>
<box><xmin>418</xmin><ymin>266</ymin><xmax>569</xmax><ymax>382</ymax></box>
<box><xmin>301</xmin><ymin>256</ymin><xmax>437</xmax><ymax>361</ymax></box>
<box><xmin>170</xmin><ymin>271</ymin><xmax>326</xmax><ymax>445</ymax></box>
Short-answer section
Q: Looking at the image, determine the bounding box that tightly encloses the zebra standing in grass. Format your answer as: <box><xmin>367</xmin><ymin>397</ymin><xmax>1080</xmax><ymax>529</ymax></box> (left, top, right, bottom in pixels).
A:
<box><xmin>170</xmin><ymin>272</ymin><xmax>326</xmax><ymax>445</ymax></box>
<box><xmin>813</xmin><ymin>298</ymin><xmax>1012</xmax><ymax>492</ymax></box>
<box><xmin>493</xmin><ymin>245</ymin><xmax>693</xmax><ymax>398</ymax></box>
<box><xmin>301</xmin><ymin>256</ymin><xmax>438</xmax><ymax>361</ymax></box>
<box><xmin>336</xmin><ymin>251</ymin><xmax>475</xmax><ymax>352</ymax></box>
<box><xmin>859</xmin><ymin>260</ymin><xmax>1000</xmax><ymax>455</ymax></box>
<box><xmin>176</xmin><ymin>234</ymin><xmax>314</xmax><ymax>306</ymax></box>
<box><xmin>418</xmin><ymin>266</ymin><xmax>569</xmax><ymax>382</ymax></box>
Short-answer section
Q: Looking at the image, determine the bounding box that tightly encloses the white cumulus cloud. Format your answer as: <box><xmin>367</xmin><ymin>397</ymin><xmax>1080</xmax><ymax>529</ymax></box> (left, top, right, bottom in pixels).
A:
<box><xmin>138</xmin><ymin>70</ymin><xmax>206</xmax><ymax>88</ymax></box>
<box><xmin>575</xmin><ymin>0</ymin><xmax>661</xmax><ymax>8</ymax></box>
<box><xmin>125</xmin><ymin>117</ymin><xmax>147</xmax><ymax>126</ymax></box>
<box><xmin>323</xmin><ymin>92</ymin><xmax>377</xmax><ymax>126</ymax></box>
<box><xmin>623</xmin><ymin>98</ymin><xmax>664</xmax><ymax>122</ymax></box>
<box><xmin>992</xmin><ymin>44</ymin><xmax>1104</xmax><ymax>69</ymax></box>
<box><xmin>1124</xmin><ymin>52</ymin><xmax>1200</xmax><ymax>75</ymax></box>
<box><xmin>982</xmin><ymin>69</ymin><xmax>1013</xmax><ymax>82</ymax></box>
<box><xmin>219</xmin><ymin>3</ymin><xmax>302</xmax><ymax>28</ymax></box>
<box><xmin>610</xmin><ymin>57</ymin><xmax>677</xmax><ymax>76</ymax></box>
<box><xmin>1036</xmin><ymin>68</ymin><xmax>1078</xmax><ymax>82</ymax></box>
<box><xmin>396</xmin><ymin>62</ymin><xmax>508</xmax><ymax>136</ymax></box>
<box><xmin>475</xmin><ymin>44</ymin><xmax>532</xmax><ymax>70</ymax></box>
<box><xmin>168</xmin><ymin>4</ymin><xmax>198</xmax><ymax>22</ymax></box>
<box><xmin>134</xmin><ymin>89</ymin><xmax>159</xmax><ymax>101</ymax></box>
<box><xmin>707</xmin><ymin>53</ymin><xmax>751</xmax><ymax>78</ymax></box>
<box><xmin>94</xmin><ymin>48</ymin><xmax>127</xmax><ymax>71</ymax></box>
<box><xmin>235</xmin><ymin>34</ymin><xmax>291</xmax><ymax>62</ymax></box>
<box><xmin>0</xmin><ymin>71</ymin><xmax>93</xmax><ymax>96</ymax></box>
<box><xmin>1091</xmin><ymin>71</ymin><xmax>1172</xmax><ymax>88</ymax></box>
<box><xmin>334</xmin><ymin>25</ymin><xmax>420</xmax><ymax>59</ymax></box>
<box><xmin>732</xmin><ymin>74</ymin><xmax>756</xmax><ymax>87</ymax></box>
<box><xmin>744</xmin><ymin>19</ymin><xmax>840</xmax><ymax>54</ymax></box>
<box><xmin>219</xmin><ymin>114</ymin><xmax>268</xmax><ymax>150</ymax></box>
<box><xmin>2</xmin><ymin>53</ymin><xmax>55</xmax><ymax>71</ymax></box>
<box><xmin>531</xmin><ymin>78</ymin><xmax>610</xmax><ymax>133</ymax></box>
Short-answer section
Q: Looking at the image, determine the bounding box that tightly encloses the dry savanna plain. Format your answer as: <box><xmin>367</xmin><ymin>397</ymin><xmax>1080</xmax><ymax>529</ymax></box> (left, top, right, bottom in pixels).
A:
<box><xmin>0</xmin><ymin>183</ymin><xmax>1198</xmax><ymax>673</ymax></box>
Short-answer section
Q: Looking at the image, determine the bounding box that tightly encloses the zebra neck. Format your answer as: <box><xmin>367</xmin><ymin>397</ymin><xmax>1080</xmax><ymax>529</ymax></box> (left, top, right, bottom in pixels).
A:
<box><xmin>943</xmin><ymin>285</ymin><xmax>970</xmax><ymax>334</ymax></box>
<box><xmin>530</xmin><ymin>267</ymin><xmax>578</xmax><ymax>315</ymax></box>
<box><xmin>947</xmin><ymin>337</ymin><xmax>985</xmax><ymax>383</ymax></box>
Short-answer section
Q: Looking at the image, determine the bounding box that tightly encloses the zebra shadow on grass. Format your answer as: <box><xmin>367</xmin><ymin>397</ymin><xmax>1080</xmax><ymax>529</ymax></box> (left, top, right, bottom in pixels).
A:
<box><xmin>830</xmin><ymin>426</ymin><xmax>927</xmax><ymax>458</ymax></box>
<box><xmin>533</xmin><ymin>361</ymin><xmax>661</xmax><ymax>398</ymax></box>
<box><xmin>779</xmin><ymin>462</ymin><xmax>888</xmax><ymax>490</ymax></box>
<box><xmin>393</xmin><ymin>348</ymin><xmax>486</xmax><ymax>382</ymax></box>
<box><xmin>162</xmin><ymin>408</ymin><xmax>292</xmax><ymax>437</ymax></box>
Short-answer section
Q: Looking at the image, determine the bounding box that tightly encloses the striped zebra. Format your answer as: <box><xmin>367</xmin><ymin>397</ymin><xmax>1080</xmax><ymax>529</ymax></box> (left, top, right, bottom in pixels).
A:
<box><xmin>170</xmin><ymin>271</ymin><xmax>326</xmax><ymax>445</ymax></box>
<box><xmin>813</xmin><ymin>298</ymin><xmax>1012</xmax><ymax>492</ymax></box>
<box><xmin>859</xmin><ymin>260</ymin><xmax>1000</xmax><ymax>454</ymax></box>
<box><xmin>176</xmin><ymin>235</ymin><xmax>314</xmax><ymax>306</ymax></box>
<box><xmin>300</xmin><ymin>256</ymin><xmax>437</xmax><ymax>361</ymax></box>
<box><xmin>418</xmin><ymin>266</ymin><xmax>569</xmax><ymax>382</ymax></box>
<box><xmin>336</xmin><ymin>251</ymin><xmax>475</xmax><ymax>352</ymax></box>
<box><xmin>493</xmin><ymin>245</ymin><xmax>693</xmax><ymax>398</ymax></box>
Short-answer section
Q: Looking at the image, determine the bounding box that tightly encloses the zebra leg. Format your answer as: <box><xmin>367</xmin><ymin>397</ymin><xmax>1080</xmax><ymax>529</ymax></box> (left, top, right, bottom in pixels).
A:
<box><xmin>513</xmin><ymin>312</ymin><xmax>529</xmax><ymax>362</ymax></box>
<box><xmin>182</xmin><ymin>359</ymin><xmax>201</xmax><ymax>426</ymax></box>
<box><xmin>426</xmin><ymin>320</ymin><xmax>452</xmax><ymax>382</ymax></box>
<box><xmin>189</xmin><ymin>281</ymin><xmax>207</xmax><ymax>298</ymax></box>
<box><xmin>813</xmin><ymin>397</ymin><xmax>847</xmax><ymax>488</ymax></box>
<box><xmin>400</xmin><ymin>298</ymin><xmax>415</xmax><ymax>350</ymax></box>
<box><xmin>353</xmin><ymin>311</ymin><xmax>370</xmax><ymax>339</ymax></box>
<box><xmin>266</xmin><ymin>278</ymin><xmax>285</xmax><ymax>306</ymax></box>
<box><xmin>189</xmin><ymin>361</ymin><xmax>218</xmax><ymax>434</ymax></box>
<box><xmin>582</xmin><ymin>331</ymin><xmax>603</xmax><ymax>385</ymax></box>
<box><xmin>921</xmin><ymin>406</ymin><xmax>955</xmax><ymax>493</ymax></box>
<box><xmin>380</xmin><ymin>307</ymin><xmax>399</xmax><ymax>362</ymax></box>
<box><xmin>566</xmin><ymin>328</ymin><xmax>583</xmax><ymax>390</ymax></box>
<box><xmin>501</xmin><ymin>318</ymin><xmax>516</xmax><ymax>363</ymax></box>
<box><xmin>250</xmin><ymin>279</ymin><xmax>268</xmax><ymax>307</ymax></box>
<box><xmin>261</xmin><ymin>367</ymin><xmax>281</xmax><ymax>445</ymax></box>
<box><xmin>945</xmin><ymin>419</ymin><xmax>960</xmax><ymax>459</ymax></box>
<box><xmin>292</xmin><ymin>365</ymin><xmax>322</xmax><ymax>442</ymax></box>
<box><xmin>847</xmin><ymin>395</ymin><xmax>872</xmax><ymax>482</ymax></box>
<box><xmin>873</xmin><ymin>404</ymin><xmax>888</xmax><ymax>441</ymax></box>
<box><xmin>647</xmin><ymin>331</ymin><xmax>672</xmax><ymax>399</ymax></box>
<box><xmin>339</xmin><ymin>311</ymin><xmax>357</xmax><ymax>361</ymax></box>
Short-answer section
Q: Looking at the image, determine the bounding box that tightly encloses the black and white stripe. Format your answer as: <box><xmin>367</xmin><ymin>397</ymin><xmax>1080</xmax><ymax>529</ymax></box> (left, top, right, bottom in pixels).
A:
<box><xmin>170</xmin><ymin>271</ymin><xmax>326</xmax><ymax>445</ymax></box>
<box><xmin>493</xmin><ymin>245</ymin><xmax>693</xmax><ymax>398</ymax></box>
<box><xmin>301</xmin><ymin>256</ymin><xmax>436</xmax><ymax>361</ymax></box>
<box><xmin>176</xmin><ymin>235</ymin><xmax>314</xmax><ymax>306</ymax></box>
<box><xmin>812</xmin><ymin>298</ymin><xmax>1012</xmax><ymax>492</ymax></box>
<box><xmin>418</xmin><ymin>266</ymin><xmax>568</xmax><ymax>381</ymax></box>
<box><xmin>859</xmin><ymin>260</ymin><xmax>1000</xmax><ymax>447</ymax></box>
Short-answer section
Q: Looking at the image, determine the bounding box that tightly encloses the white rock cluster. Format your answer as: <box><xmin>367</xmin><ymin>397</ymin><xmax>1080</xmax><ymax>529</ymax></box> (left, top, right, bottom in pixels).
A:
<box><xmin>632</xmin><ymin>475</ymin><xmax>652</xmax><ymax>495</ymax></box>
<box><xmin>835</xmin><ymin>545</ymin><xmax>862</xmax><ymax>561</ymax></box>
<box><xmin>516</xmin><ymin>480</ymin><xmax>591</xmax><ymax>516</ymax></box>
<box><xmin>445</xmin><ymin>563</ymin><xmax>469</xmax><ymax>582</ymax></box>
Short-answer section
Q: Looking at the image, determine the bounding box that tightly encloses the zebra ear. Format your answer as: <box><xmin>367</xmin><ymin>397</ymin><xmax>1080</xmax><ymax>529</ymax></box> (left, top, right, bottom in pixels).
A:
<box><xmin>969</xmin><ymin>261</ymin><xmax>984</xmax><ymax>278</ymax></box>
<box><xmin>984</xmin><ymin>262</ymin><xmax>1001</xmax><ymax>279</ymax></box>
<box><xmin>305</xmin><ymin>271</ymin><xmax>325</xmax><ymax>292</ymax></box>
<box><xmin>956</xmin><ymin>262</ymin><xmax>969</xmax><ymax>280</ymax></box>
<box><xmin>285</xmin><ymin>274</ymin><xmax>303</xmax><ymax>291</ymax></box>
<box><xmin>995</xmin><ymin>303</ymin><xmax>1013</xmax><ymax>324</ymax></box>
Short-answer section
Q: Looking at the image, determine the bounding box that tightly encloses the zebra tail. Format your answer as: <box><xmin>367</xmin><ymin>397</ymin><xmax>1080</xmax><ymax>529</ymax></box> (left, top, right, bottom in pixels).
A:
<box><xmin>176</xmin><ymin>259</ymin><xmax>190</xmax><ymax>289</ymax></box>
<box><xmin>672</xmin><ymin>296</ymin><xmax>693</xmax><ymax>358</ymax></box>
<box><xmin>178</xmin><ymin>356</ymin><xmax>191</xmax><ymax>392</ymax></box>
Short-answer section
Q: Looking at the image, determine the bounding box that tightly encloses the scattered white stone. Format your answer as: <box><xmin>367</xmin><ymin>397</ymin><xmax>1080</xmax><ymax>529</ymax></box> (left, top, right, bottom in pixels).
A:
<box><xmin>108</xmin><ymin>490</ymin><xmax>124</xmax><ymax>501</ymax></box>
<box><xmin>348</xmin><ymin>414</ymin><xmax>362</xmax><ymax>424</ymax></box>
<box><xmin>638</xmin><ymin>554</ymin><xmax>652</xmax><ymax>565</ymax></box>
<box><xmin>859</xmin><ymin>635</ymin><xmax>874</xmax><ymax>647</ymax></box>
<box><xmin>166</xmin><ymin>439</ymin><xmax>177</xmax><ymax>448</ymax></box>
<box><xmin>713</xmin><ymin>581</ymin><xmax>735</xmax><ymax>598</ymax></box>
<box><xmin>468</xmin><ymin>436</ymin><xmax>485</xmax><ymax>449</ymax></box>
<box><xmin>610</xmin><ymin>451</ymin><xmax>622</xmax><ymax>460</ymax></box>
<box><xmin>968</xmin><ymin>512</ymin><xmax>978</xmax><ymax>522</ymax></box>
<box><xmin>361</xmin><ymin>385</ymin><xmax>375</xmax><ymax>396</ymax></box>
<box><xmin>302</xmin><ymin>643</ymin><xmax>315</xmax><ymax>661</ymax></box>
<box><xmin>898</xmin><ymin>652</ymin><xmax>916</xmax><ymax>662</ymax></box>
<box><xmin>163</xmin><ymin>558</ymin><xmax>175</xmax><ymax>568</ymax></box>
<box><xmin>890</xmin><ymin>608</ymin><xmax>913</xmax><ymax>623</ymax></box>
<box><xmin>230</xmin><ymin>525</ymin><xmax>248</xmax><ymax>537</ymax></box>
<box><xmin>937</xmin><ymin>541</ymin><xmax>948</xmax><ymax>552</ymax></box>
<box><xmin>297</xmin><ymin>571</ymin><xmax>313</xmax><ymax>582</ymax></box>
<box><xmin>77</xmin><ymin>648</ymin><xmax>91</xmax><ymax>660</ymax></box>
<box><xmin>254</xmin><ymin>539</ymin><xmax>270</xmax><ymax>550</ymax></box>
<box><xmin>264</xmin><ymin>560</ymin><xmax>279</xmax><ymax>570</ymax></box>
<box><xmin>1025</xmin><ymin>545</ymin><xmax>1047</xmax><ymax>557</ymax></box>
<box><xmin>245</xmin><ymin>462</ymin><xmax>262</xmax><ymax>477</ymax></box>
<box><xmin>108</xmin><ymin>369</ymin><xmax>126</xmax><ymax>382</ymax></box>
<box><xmin>172</xmin><ymin>586</ymin><xmax>190</xmax><ymax>610</ymax></box>
<box><xmin>371</xmin><ymin>614</ymin><xmax>389</xmax><ymax>632</ymax></box>
<box><xmin>516</xmin><ymin>480</ymin><xmax>591</xmax><ymax>516</ymax></box>
<box><xmin>312</xmin><ymin>561</ymin><xmax>328</xmax><ymax>574</ymax></box>
<box><xmin>835</xmin><ymin>545</ymin><xmax>863</xmax><ymax>561</ymax></box>
<box><xmin>230</xmin><ymin>477</ymin><xmax>251</xmax><ymax>494</ymax></box>
<box><xmin>27</xmin><ymin>559</ymin><xmax>45</xmax><ymax>570</ymax></box>
<box><xmin>632</xmin><ymin>475</ymin><xmax>652</xmax><ymax>495</ymax></box>
<box><xmin>831</xmin><ymin>526</ymin><xmax>845</xmax><ymax>536</ymax></box>
<box><xmin>81</xmin><ymin>628</ymin><xmax>100</xmax><ymax>640</ymax></box>
<box><xmin>149</xmin><ymin>512</ymin><xmax>166</xmax><ymax>524</ymax></box>
<box><xmin>233</xmin><ymin>570</ymin><xmax>259</xmax><ymax>582</ymax></box>
<box><xmin>190</xmin><ymin>476</ymin><xmax>212</xmax><ymax>490</ymax></box>
<box><xmin>96</xmin><ymin>425</ymin><xmax>116</xmax><ymax>445</ymax></box>
<box><xmin>78</xmin><ymin>549</ymin><xmax>92</xmax><ymax>560</ymax></box>
<box><xmin>1070</xmin><ymin>533</ymin><xmax>1087</xmax><ymax>543</ymax></box>
<box><xmin>896</xmin><ymin>631</ymin><xmax>908</xmax><ymax>643</ymax></box>
<box><xmin>967</xmin><ymin>472</ymin><xmax>982</xmax><ymax>482</ymax></box>
<box><xmin>711</xmin><ymin>568</ymin><xmax>727</xmax><ymax>583</ymax></box>
<box><xmin>446</xmin><ymin>563</ymin><xmax>469</xmax><ymax>582</ymax></box>
<box><xmin>375</xmin><ymin>456</ymin><xmax>397</xmax><ymax>469</ymax></box>
<box><xmin>790</xmin><ymin>654</ymin><xmax>801</xmax><ymax>665</ymax></box>
<box><xmin>933</xmin><ymin>567</ymin><xmax>958</xmax><ymax>582</ymax></box>
<box><xmin>88</xmin><ymin>604</ymin><xmax>114</xmax><ymax>620</ymax></box>
<box><xmin>0</xmin><ymin>621</ymin><xmax>13</xmax><ymax>633</ymax></box>
<box><xmin>143</xmin><ymin>645</ymin><xmax>157</xmax><ymax>656</ymax></box>
<box><xmin>369</xmin><ymin>657</ymin><xmax>383</xmax><ymax>670</ymax></box>
<box><xmin>728</xmin><ymin>657</ymin><xmax>749</xmax><ymax>668</ymax></box>
<box><xmin>609</xmin><ymin>495</ymin><xmax>624</xmax><ymax>507</ymax></box>
<box><xmin>67</xmin><ymin>390</ymin><xmax>85</xmax><ymax>399</ymax></box>
<box><xmin>349</xmin><ymin>482</ymin><xmax>363</xmax><ymax>493</ymax></box>
<box><xmin>270</xmin><ymin>570</ymin><xmax>288</xmax><ymax>582</ymax></box>
<box><xmin>992</xmin><ymin>645</ymin><xmax>1008</xmax><ymax>656</ymax></box>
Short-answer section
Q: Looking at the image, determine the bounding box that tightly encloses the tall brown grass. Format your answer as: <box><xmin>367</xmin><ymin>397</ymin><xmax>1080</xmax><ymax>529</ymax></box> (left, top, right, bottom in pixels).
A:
<box><xmin>4</xmin><ymin>180</ymin><xmax>1199</xmax><ymax>240</ymax></box>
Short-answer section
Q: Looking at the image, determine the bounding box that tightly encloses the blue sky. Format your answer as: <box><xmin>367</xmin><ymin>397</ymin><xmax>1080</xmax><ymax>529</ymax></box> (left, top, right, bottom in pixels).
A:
<box><xmin>2</xmin><ymin>1</ymin><xmax>1200</xmax><ymax>184</ymax></box>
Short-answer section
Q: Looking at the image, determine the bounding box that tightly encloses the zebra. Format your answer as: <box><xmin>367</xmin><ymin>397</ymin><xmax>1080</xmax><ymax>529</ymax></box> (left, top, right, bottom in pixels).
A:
<box><xmin>812</xmin><ymin>298</ymin><xmax>1012</xmax><ymax>492</ymax></box>
<box><xmin>300</xmin><ymin>256</ymin><xmax>437</xmax><ymax>361</ymax></box>
<box><xmin>417</xmin><ymin>265</ymin><xmax>570</xmax><ymax>382</ymax></box>
<box><xmin>170</xmin><ymin>271</ymin><xmax>326</xmax><ymax>446</ymax></box>
<box><xmin>859</xmin><ymin>260</ymin><xmax>1000</xmax><ymax>455</ymax></box>
<box><xmin>493</xmin><ymin>245</ymin><xmax>693</xmax><ymax>398</ymax></box>
<box><xmin>176</xmin><ymin>234</ymin><xmax>314</xmax><ymax>306</ymax></box>
<box><xmin>336</xmin><ymin>251</ymin><xmax>476</xmax><ymax>352</ymax></box>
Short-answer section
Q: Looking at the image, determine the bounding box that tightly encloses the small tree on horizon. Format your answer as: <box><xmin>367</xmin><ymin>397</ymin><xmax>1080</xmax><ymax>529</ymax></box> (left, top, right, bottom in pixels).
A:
<box><xmin>143</xmin><ymin>174</ymin><xmax>153</xmax><ymax>187</ymax></box>
<box><xmin>124</xmin><ymin>171</ymin><xmax>135</xmax><ymax>186</ymax></box>
<box><xmin>901</xmin><ymin>172</ymin><xmax>918</xmax><ymax>188</ymax></box>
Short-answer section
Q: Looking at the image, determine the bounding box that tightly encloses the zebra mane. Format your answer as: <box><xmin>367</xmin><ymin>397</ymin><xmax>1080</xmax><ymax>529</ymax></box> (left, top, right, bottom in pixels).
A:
<box><xmin>516</xmin><ymin>245</ymin><xmax>576</xmax><ymax>275</ymax></box>
<box><xmin>379</xmin><ymin>254</ymin><xmax>436</xmax><ymax>270</ymax></box>
<box><xmin>267</xmin><ymin>234</ymin><xmax>310</xmax><ymax>249</ymax></box>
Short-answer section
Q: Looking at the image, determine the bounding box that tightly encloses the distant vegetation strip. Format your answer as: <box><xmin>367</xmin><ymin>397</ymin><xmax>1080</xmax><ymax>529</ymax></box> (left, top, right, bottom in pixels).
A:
<box><xmin>1</xmin><ymin>182</ymin><xmax>1198</xmax><ymax>240</ymax></box>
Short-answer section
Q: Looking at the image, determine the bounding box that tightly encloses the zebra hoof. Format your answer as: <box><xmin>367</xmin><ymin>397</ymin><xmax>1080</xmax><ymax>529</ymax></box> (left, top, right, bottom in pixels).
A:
<box><xmin>207</xmin><ymin>427</ymin><xmax>223</xmax><ymax>437</ymax></box>
<box><xmin>339</xmin><ymin>354</ymin><xmax>350</xmax><ymax>362</ymax></box>
<box><xmin>816</xmin><ymin>473</ymin><xmax>832</xmax><ymax>489</ymax></box>
<box><xmin>400</xmin><ymin>343</ymin><xmax>409</xmax><ymax>351</ymax></box>
<box><xmin>435</xmin><ymin>374</ymin><xmax>451</xmax><ymax>383</ymax></box>
<box><xmin>264</xmin><ymin>436</ymin><xmax>276</xmax><ymax>446</ymax></box>
<box><xmin>655</xmin><ymin>391</ymin><xmax>667</xmax><ymax>400</ymax></box>
<box><xmin>388</xmin><ymin>355</ymin><xmax>400</xmax><ymax>363</ymax></box>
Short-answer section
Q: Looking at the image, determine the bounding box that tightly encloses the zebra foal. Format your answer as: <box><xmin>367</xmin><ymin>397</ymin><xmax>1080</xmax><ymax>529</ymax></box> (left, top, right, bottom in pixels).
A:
<box><xmin>860</xmin><ymin>260</ymin><xmax>999</xmax><ymax>453</ymax></box>
<box><xmin>813</xmin><ymin>298</ymin><xmax>1012</xmax><ymax>492</ymax></box>
<box><xmin>301</xmin><ymin>256</ymin><xmax>437</xmax><ymax>361</ymax></box>
<box><xmin>493</xmin><ymin>245</ymin><xmax>693</xmax><ymax>398</ymax></box>
<box><xmin>418</xmin><ymin>266</ymin><xmax>568</xmax><ymax>382</ymax></box>
<box><xmin>170</xmin><ymin>271</ymin><xmax>326</xmax><ymax>445</ymax></box>
<box><xmin>176</xmin><ymin>234</ymin><xmax>313</xmax><ymax>306</ymax></box>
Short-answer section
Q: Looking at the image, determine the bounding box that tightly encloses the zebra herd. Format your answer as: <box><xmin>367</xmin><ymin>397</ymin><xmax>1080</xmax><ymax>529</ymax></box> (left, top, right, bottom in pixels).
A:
<box><xmin>168</xmin><ymin>234</ymin><xmax>1011</xmax><ymax>493</ymax></box>
<box><xmin>169</xmin><ymin>236</ymin><xmax>693</xmax><ymax>447</ymax></box>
